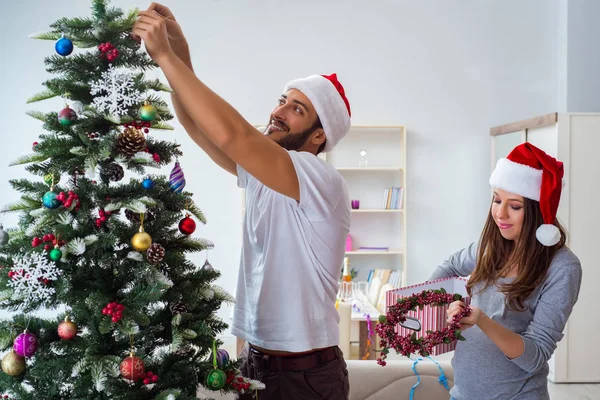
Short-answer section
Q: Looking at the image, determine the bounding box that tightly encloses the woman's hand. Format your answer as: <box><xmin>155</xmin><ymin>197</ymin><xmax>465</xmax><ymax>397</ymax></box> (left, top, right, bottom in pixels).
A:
<box><xmin>447</xmin><ymin>300</ymin><xmax>483</xmax><ymax>331</ymax></box>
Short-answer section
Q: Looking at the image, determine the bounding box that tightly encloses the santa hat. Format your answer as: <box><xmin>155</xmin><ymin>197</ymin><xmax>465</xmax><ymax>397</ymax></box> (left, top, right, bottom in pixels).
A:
<box><xmin>283</xmin><ymin>73</ymin><xmax>351</xmax><ymax>152</ymax></box>
<box><xmin>489</xmin><ymin>142</ymin><xmax>564</xmax><ymax>246</ymax></box>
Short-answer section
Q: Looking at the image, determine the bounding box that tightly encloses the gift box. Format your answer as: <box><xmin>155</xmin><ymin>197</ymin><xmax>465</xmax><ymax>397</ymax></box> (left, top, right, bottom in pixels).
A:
<box><xmin>385</xmin><ymin>277</ymin><xmax>471</xmax><ymax>356</ymax></box>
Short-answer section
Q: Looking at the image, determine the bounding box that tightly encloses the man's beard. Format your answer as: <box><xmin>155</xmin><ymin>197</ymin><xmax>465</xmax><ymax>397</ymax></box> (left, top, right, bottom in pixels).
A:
<box><xmin>271</xmin><ymin>119</ymin><xmax>321</xmax><ymax>152</ymax></box>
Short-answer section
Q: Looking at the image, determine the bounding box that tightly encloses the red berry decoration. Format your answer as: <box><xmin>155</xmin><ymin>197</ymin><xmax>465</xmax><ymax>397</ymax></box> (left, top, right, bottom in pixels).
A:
<box><xmin>178</xmin><ymin>213</ymin><xmax>196</xmax><ymax>235</ymax></box>
<box><xmin>120</xmin><ymin>352</ymin><xmax>145</xmax><ymax>381</ymax></box>
<box><xmin>58</xmin><ymin>316</ymin><xmax>78</xmax><ymax>340</ymax></box>
<box><xmin>98</xmin><ymin>42</ymin><xmax>119</xmax><ymax>62</ymax></box>
<box><xmin>103</xmin><ymin>301</ymin><xmax>125</xmax><ymax>322</ymax></box>
<box><xmin>95</xmin><ymin>208</ymin><xmax>113</xmax><ymax>228</ymax></box>
<box><xmin>142</xmin><ymin>370</ymin><xmax>159</xmax><ymax>385</ymax></box>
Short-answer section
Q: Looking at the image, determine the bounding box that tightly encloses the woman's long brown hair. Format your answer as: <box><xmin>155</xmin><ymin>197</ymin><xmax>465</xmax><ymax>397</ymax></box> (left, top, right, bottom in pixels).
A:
<box><xmin>466</xmin><ymin>197</ymin><xmax>567</xmax><ymax>311</ymax></box>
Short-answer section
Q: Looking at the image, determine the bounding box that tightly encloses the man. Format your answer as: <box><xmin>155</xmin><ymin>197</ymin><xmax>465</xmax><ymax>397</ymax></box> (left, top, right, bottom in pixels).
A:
<box><xmin>133</xmin><ymin>4</ymin><xmax>352</xmax><ymax>399</ymax></box>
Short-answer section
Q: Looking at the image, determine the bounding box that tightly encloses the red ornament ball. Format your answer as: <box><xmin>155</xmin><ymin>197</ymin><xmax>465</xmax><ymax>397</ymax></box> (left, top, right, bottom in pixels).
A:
<box><xmin>178</xmin><ymin>215</ymin><xmax>196</xmax><ymax>235</ymax></box>
<box><xmin>120</xmin><ymin>353</ymin><xmax>145</xmax><ymax>381</ymax></box>
<box><xmin>58</xmin><ymin>106</ymin><xmax>77</xmax><ymax>126</ymax></box>
<box><xmin>58</xmin><ymin>319</ymin><xmax>78</xmax><ymax>340</ymax></box>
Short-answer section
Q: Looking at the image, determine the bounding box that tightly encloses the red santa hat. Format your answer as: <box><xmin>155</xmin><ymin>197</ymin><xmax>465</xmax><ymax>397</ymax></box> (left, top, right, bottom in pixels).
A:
<box><xmin>283</xmin><ymin>73</ymin><xmax>351</xmax><ymax>152</ymax></box>
<box><xmin>488</xmin><ymin>142</ymin><xmax>564</xmax><ymax>246</ymax></box>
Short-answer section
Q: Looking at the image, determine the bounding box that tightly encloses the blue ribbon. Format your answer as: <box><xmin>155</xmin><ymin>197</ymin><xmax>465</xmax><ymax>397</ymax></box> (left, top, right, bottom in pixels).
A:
<box><xmin>409</xmin><ymin>356</ymin><xmax>450</xmax><ymax>400</ymax></box>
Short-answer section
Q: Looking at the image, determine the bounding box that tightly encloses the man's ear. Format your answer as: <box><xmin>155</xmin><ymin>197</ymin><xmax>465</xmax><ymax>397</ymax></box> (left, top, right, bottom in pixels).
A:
<box><xmin>312</xmin><ymin>128</ymin><xmax>327</xmax><ymax>146</ymax></box>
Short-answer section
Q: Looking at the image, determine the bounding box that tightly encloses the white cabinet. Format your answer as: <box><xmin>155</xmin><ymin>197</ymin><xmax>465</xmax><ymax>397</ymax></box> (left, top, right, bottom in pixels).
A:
<box><xmin>491</xmin><ymin>112</ymin><xmax>600</xmax><ymax>383</ymax></box>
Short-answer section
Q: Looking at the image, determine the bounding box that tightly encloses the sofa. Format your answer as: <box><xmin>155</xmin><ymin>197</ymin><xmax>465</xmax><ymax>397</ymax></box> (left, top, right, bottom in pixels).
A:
<box><xmin>197</xmin><ymin>358</ymin><xmax>454</xmax><ymax>400</ymax></box>
<box><xmin>346</xmin><ymin>359</ymin><xmax>454</xmax><ymax>400</ymax></box>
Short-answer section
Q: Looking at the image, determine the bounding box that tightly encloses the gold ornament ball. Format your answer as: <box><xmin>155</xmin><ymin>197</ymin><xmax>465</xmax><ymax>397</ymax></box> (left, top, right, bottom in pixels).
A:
<box><xmin>2</xmin><ymin>351</ymin><xmax>26</xmax><ymax>376</ymax></box>
<box><xmin>132</xmin><ymin>231</ymin><xmax>152</xmax><ymax>252</ymax></box>
<box><xmin>43</xmin><ymin>172</ymin><xmax>60</xmax><ymax>186</ymax></box>
<box><xmin>139</xmin><ymin>103</ymin><xmax>157</xmax><ymax>122</ymax></box>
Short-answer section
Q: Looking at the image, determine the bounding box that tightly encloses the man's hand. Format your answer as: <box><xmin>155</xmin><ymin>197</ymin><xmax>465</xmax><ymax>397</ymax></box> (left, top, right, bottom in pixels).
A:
<box><xmin>132</xmin><ymin>10</ymin><xmax>174</xmax><ymax>64</ymax></box>
<box><xmin>148</xmin><ymin>3</ymin><xmax>187</xmax><ymax>48</ymax></box>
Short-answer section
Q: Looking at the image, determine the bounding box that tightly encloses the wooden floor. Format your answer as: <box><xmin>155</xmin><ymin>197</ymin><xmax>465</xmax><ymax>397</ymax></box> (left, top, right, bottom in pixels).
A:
<box><xmin>198</xmin><ymin>379</ymin><xmax>600</xmax><ymax>400</ymax></box>
<box><xmin>548</xmin><ymin>382</ymin><xmax>600</xmax><ymax>400</ymax></box>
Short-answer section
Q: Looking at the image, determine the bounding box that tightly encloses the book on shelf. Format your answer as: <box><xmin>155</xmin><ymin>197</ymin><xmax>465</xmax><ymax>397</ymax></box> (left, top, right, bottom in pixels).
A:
<box><xmin>382</xmin><ymin>186</ymin><xmax>404</xmax><ymax>210</ymax></box>
<box><xmin>358</xmin><ymin>246</ymin><xmax>389</xmax><ymax>252</ymax></box>
<box><xmin>365</xmin><ymin>268</ymin><xmax>403</xmax><ymax>308</ymax></box>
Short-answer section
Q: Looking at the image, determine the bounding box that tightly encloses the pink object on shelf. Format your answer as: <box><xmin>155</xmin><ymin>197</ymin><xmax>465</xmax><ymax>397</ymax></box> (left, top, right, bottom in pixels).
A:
<box><xmin>351</xmin><ymin>200</ymin><xmax>360</xmax><ymax>209</ymax></box>
<box><xmin>345</xmin><ymin>234</ymin><xmax>353</xmax><ymax>251</ymax></box>
<box><xmin>385</xmin><ymin>277</ymin><xmax>471</xmax><ymax>356</ymax></box>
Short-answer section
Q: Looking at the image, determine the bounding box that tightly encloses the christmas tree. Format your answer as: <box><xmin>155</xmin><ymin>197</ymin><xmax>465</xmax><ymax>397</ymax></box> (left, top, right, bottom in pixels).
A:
<box><xmin>0</xmin><ymin>1</ymin><xmax>262</xmax><ymax>398</ymax></box>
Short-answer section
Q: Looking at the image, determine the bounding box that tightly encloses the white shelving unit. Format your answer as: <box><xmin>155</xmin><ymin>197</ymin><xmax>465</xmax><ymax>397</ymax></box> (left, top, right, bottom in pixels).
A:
<box><xmin>319</xmin><ymin>125</ymin><xmax>407</xmax><ymax>287</ymax></box>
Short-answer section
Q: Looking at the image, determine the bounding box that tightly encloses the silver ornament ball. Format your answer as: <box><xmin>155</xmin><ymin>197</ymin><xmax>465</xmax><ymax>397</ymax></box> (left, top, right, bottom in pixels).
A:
<box><xmin>0</xmin><ymin>224</ymin><xmax>9</xmax><ymax>246</ymax></box>
<box><xmin>201</xmin><ymin>259</ymin><xmax>214</xmax><ymax>272</ymax></box>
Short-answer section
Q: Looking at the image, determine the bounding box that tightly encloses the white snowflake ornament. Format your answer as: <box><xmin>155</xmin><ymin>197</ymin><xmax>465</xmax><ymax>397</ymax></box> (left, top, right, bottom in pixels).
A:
<box><xmin>89</xmin><ymin>64</ymin><xmax>143</xmax><ymax>116</ymax></box>
<box><xmin>7</xmin><ymin>252</ymin><xmax>61</xmax><ymax>307</ymax></box>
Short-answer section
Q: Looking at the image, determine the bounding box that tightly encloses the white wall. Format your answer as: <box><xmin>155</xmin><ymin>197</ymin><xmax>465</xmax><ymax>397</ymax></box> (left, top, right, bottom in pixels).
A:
<box><xmin>0</xmin><ymin>0</ymin><xmax>559</xmax><ymax>330</ymax></box>
<box><xmin>564</xmin><ymin>0</ymin><xmax>600</xmax><ymax>112</ymax></box>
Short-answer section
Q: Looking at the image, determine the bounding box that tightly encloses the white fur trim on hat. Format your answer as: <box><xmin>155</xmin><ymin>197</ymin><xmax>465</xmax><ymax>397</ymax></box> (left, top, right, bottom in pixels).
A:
<box><xmin>536</xmin><ymin>224</ymin><xmax>561</xmax><ymax>246</ymax></box>
<box><xmin>489</xmin><ymin>158</ymin><xmax>542</xmax><ymax>201</ymax></box>
<box><xmin>283</xmin><ymin>75</ymin><xmax>351</xmax><ymax>152</ymax></box>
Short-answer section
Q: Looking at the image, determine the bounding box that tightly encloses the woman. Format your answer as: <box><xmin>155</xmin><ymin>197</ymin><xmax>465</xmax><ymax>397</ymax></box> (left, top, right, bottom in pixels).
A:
<box><xmin>429</xmin><ymin>142</ymin><xmax>582</xmax><ymax>400</ymax></box>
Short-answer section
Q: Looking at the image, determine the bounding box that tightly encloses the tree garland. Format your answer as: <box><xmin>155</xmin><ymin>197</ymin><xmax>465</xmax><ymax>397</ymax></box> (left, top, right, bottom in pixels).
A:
<box><xmin>375</xmin><ymin>288</ymin><xmax>471</xmax><ymax>366</ymax></box>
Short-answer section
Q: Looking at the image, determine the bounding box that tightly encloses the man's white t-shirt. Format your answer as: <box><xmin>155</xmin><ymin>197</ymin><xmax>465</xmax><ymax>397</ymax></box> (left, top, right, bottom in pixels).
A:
<box><xmin>231</xmin><ymin>150</ymin><xmax>351</xmax><ymax>352</ymax></box>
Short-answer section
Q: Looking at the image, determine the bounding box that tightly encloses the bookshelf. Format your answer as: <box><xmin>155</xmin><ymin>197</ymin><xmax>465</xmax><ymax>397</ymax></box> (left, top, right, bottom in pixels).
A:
<box><xmin>241</xmin><ymin>125</ymin><xmax>407</xmax><ymax>288</ymax></box>
<box><xmin>319</xmin><ymin>125</ymin><xmax>407</xmax><ymax>288</ymax></box>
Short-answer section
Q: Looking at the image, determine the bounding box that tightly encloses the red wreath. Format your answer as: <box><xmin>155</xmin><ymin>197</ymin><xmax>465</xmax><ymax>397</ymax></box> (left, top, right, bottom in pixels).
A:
<box><xmin>375</xmin><ymin>288</ymin><xmax>471</xmax><ymax>366</ymax></box>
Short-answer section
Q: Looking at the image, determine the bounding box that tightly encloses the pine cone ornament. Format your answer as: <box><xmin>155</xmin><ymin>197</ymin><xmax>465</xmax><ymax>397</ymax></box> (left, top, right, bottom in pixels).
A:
<box><xmin>169</xmin><ymin>301</ymin><xmax>189</xmax><ymax>315</ymax></box>
<box><xmin>117</xmin><ymin>127</ymin><xmax>146</xmax><ymax>157</ymax></box>
<box><xmin>146</xmin><ymin>243</ymin><xmax>165</xmax><ymax>264</ymax></box>
<box><xmin>174</xmin><ymin>344</ymin><xmax>195</xmax><ymax>357</ymax></box>
<box><xmin>101</xmin><ymin>163</ymin><xmax>124</xmax><ymax>182</ymax></box>
<box><xmin>125</xmin><ymin>208</ymin><xmax>156</xmax><ymax>223</ymax></box>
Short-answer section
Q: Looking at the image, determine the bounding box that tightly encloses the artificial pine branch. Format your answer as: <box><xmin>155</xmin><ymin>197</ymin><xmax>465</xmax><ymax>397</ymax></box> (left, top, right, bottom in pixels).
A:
<box><xmin>7</xmin><ymin>179</ymin><xmax>48</xmax><ymax>194</ymax></box>
<box><xmin>26</xmin><ymin>110</ymin><xmax>47</xmax><ymax>121</ymax></box>
<box><xmin>212</xmin><ymin>285</ymin><xmax>236</xmax><ymax>305</ymax></box>
<box><xmin>150</xmin><ymin>121</ymin><xmax>175</xmax><ymax>131</ymax></box>
<box><xmin>92</xmin><ymin>0</ymin><xmax>108</xmax><ymax>20</ymax></box>
<box><xmin>186</xmin><ymin>203</ymin><xmax>207</xmax><ymax>224</ymax></box>
<box><xmin>0</xmin><ymin>195</ymin><xmax>41</xmax><ymax>213</ymax></box>
<box><xmin>9</xmin><ymin>153</ymin><xmax>50</xmax><ymax>166</ymax></box>
<box><xmin>26</xmin><ymin>89</ymin><xmax>59</xmax><ymax>103</ymax></box>
<box><xmin>50</xmin><ymin>17</ymin><xmax>95</xmax><ymax>31</ymax></box>
<box><xmin>145</xmin><ymin>78</ymin><xmax>173</xmax><ymax>93</ymax></box>
<box><xmin>28</xmin><ymin>31</ymin><xmax>63</xmax><ymax>41</ymax></box>
<box><xmin>107</xmin><ymin>8</ymin><xmax>139</xmax><ymax>32</ymax></box>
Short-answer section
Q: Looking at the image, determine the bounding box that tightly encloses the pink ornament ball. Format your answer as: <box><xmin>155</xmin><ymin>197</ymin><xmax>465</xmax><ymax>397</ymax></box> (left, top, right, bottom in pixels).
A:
<box><xmin>13</xmin><ymin>331</ymin><xmax>38</xmax><ymax>358</ymax></box>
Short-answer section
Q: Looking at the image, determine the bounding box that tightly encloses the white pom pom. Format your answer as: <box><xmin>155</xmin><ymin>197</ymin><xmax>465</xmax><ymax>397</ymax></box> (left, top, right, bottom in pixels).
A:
<box><xmin>536</xmin><ymin>224</ymin><xmax>560</xmax><ymax>246</ymax></box>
